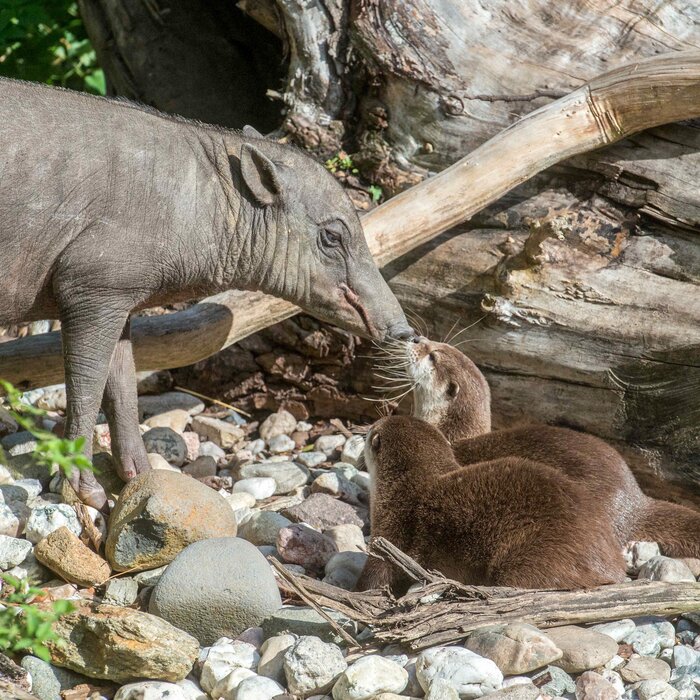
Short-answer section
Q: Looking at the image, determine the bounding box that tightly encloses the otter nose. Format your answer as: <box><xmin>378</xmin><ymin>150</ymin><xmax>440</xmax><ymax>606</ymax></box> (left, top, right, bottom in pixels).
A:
<box><xmin>391</xmin><ymin>326</ymin><xmax>420</xmax><ymax>342</ymax></box>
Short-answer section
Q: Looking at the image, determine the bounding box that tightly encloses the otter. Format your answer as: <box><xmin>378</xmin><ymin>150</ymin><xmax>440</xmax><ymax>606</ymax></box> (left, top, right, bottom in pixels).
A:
<box><xmin>356</xmin><ymin>415</ymin><xmax>626</xmax><ymax>592</ymax></box>
<box><xmin>402</xmin><ymin>336</ymin><xmax>700</xmax><ymax>558</ymax></box>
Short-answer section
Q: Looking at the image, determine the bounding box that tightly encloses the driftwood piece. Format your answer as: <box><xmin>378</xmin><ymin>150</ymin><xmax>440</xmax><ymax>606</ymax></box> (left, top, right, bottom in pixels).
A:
<box><xmin>272</xmin><ymin>537</ymin><xmax>700</xmax><ymax>651</ymax></box>
<box><xmin>1</xmin><ymin>51</ymin><xmax>699</xmax><ymax>391</ymax></box>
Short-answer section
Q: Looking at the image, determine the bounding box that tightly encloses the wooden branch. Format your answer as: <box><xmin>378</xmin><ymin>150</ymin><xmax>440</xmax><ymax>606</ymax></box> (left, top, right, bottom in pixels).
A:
<box><xmin>271</xmin><ymin>538</ymin><xmax>700</xmax><ymax>651</ymax></box>
<box><xmin>2</xmin><ymin>51</ymin><xmax>700</xmax><ymax>388</ymax></box>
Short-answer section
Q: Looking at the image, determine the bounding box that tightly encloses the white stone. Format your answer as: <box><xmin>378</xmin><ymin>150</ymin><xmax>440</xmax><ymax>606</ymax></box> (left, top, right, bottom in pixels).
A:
<box><xmin>259</xmin><ymin>411</ymin><xmax>297</xmax><ymax>441</ymax></box>
<box><xmin>115</xmin><ymin>681</ymin><xmax>187</xmax><ymax>700</ymax></box>
<box><xmin>296</xmin><ymin>421</ymin><xmax>313</xmax><ymax>432</ymax></box>
<box><xmin>284</xmin><ymin>635</ymin><xmax>347</xmax><ymax>696</ymax></box>
<box><xmin>211</xmin><ymin>667</ymin><xmax>257</xmax><ymax>700</ymax></box>
<box><xmin>25</xmin><ymin>504</ymin><xmax>81</xmax><ymax>544</ymax></box>
<box><xmin>234</xmin><ymin>478</ymin><xmax>277</xmax><ymax>501</ymax></box>
<box><xmin>296</xmin><ymin>452</ymin><xmax>328</xmax><ymax>468</ymax></box>
<box><xmin>148</xmin><ymin>453</ymin><xmax>180</xmax><ymax>472</ymax></box>
<box><xmin>332</xmin><ymin>655</ymin><xmax>408</xmax><ymax>700</ymax></box>
<box><xmin>144</xmin><ymin>409</ymin><xmax>191</xmax><ymax>433</ymax></box>
<box><xmin>638</xmin><ymin>556</ymin><xmax>696</xmax><ymax>583</ymax></box>
<box><xmin>0</xmin><ymin>503</ymin><xmax>20</xmax><ymax>537</ymax></box>
<box><xmin>636</xmin><ymin>679</ymin><xmax>680</xmax><ymax>700</ymax></box>
<box><xmin>200</xmin><ymin>641</ymin><xmax>261</xmax><ymax>693</ymax></box>
<box><xmin>0</xmin><ymin>534</ymin><xmax>31</xmax><ymax>569</ymax></box>
<box><xmin>268</xmin><ymin>435</ymin><xmax>296</xmax><ymax>454</ymax></box>
<box><xmin>416</xmin><ymin>646</ymin><xmax>503</xmax><ymax>699</ymax></box>
<box><xmin>340</xmin><ymin>436</ymin><xmax>365</xmax><ymax>465</ymax></box>
<box><xmin>259</xmin><ymin>633</ymin><xmax>297</xmax><ymax>684</ymax></box>
<box><xmin>672</xmin><ymin>644</ymin><xmax>700</xmax><ymax>668</ymax></box>
<box><xmin>176</xmin><ymin>678</ymin><xmax>208</xmax><ymax>700</ymax></box>
<box><xmin>199</xmin><ymin>441</ymin><xmax>226</xmax><ymax>460</ymax></box>
<box><xmin>623</xmin><ymin>541</ymin><xmax>661</xmax><ymax>575</ymax></box>
<box><xmin>236</xmin><ymin>675</ymin><xmax>285</xmax><ymax>700</ymax></box>
<box><xmin>590</xmin><ymin>619</ymin><xmax>636</xmax><ymax>642</ymax></box>
<box><xmin>315</xmin><ymin>435</ymin><xmax>346</xmax><ymax>456</ymax></box>
<box><xmin>324</xmin><ymin>524</ymin><xmax>365</xmax><ymax>553</ymax></box>
<box><xmin>85</xmin><ymin>505</ymin><xmax>108</xmax><ymax>541</ymax></box>
<box><xmin>248</xmin><ymin>439</ymin><xmax>266</xmax><ymax>455</ymax></box>
<box><xmin>223</xmin><ymin>491</ymin><xmax>257</xmax><ymax>511</ymax></box>
<box><xmin>6</xmin><ymin>479</ymin><xmax>43</xmax><ymax>503</ymax></box>
<box><xmin>323</xmin><ymin>551</ymin><xmax>368</xmax><ymax>590</ymax></box>
<box><xmin>425</xmin><ymin>678</ymin><xmax>460</xmax><ymax>700</ymax></box>
<box><xmin>238</xmin><ymin>511</ymin><xmax>293</xmax><ymax>546</ymax></box>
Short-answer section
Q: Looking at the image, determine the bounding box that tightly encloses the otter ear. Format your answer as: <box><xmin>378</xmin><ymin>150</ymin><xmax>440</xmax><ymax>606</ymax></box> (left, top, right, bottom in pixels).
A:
<box><xmin>447</xmin><ymin>381</ymin><xmax>460</xmax><ymax>398</ymax></box>
<box><xmin>242</xmin><ymin>124</ymin><xmax>265</xmax><ymax>139</ymax></box>
<box><xmin>240</xmin><ymin>143</ymin><xmax>281</xmax><ymax>206</ymax></box>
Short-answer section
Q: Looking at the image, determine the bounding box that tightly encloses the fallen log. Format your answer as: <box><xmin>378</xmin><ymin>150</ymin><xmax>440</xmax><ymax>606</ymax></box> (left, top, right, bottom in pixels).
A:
<box><xmin>271</xmin><ymin>537</ymin><xmax>700</xmax><ymax>651</ymax></box>
<box><xmin>1</xmin><ymin>50</ymin><xmax>699</xmax><ymax>390</ymax></box>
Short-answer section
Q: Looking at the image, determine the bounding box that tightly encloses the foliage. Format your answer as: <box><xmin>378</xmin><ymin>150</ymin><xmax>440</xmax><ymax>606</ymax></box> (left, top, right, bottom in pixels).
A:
<box><xmin>325</xmin><ymin>151</ymin><xmax>359</xmax><ymax>174</ymax></box>
<box><xmin>0</xmin><ymin>0</ymin><xmax>105</xmax><ymax>94</ymax></box>
<box><xmin>0</xmin><ymin>574</ymin><xmax>73</xmax><ymax>661</ymax></box>
<box><xmin>368</xmin><ymin>184</ymin><xmax>383</xmax><ymax>203</ymax></box>
<box><xmin>0</xmin><ymin>379</ymin><xmax>95</xmax><ymax>480</ymax></box>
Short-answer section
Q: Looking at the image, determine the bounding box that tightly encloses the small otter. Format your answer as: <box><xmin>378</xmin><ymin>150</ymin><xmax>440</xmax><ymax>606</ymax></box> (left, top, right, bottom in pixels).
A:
<box><xmin>357</xmin><ymin>415</ymin><xmax>626</xmax><ymax>592</ymax></box>
<box><xmin>404</xmin><ymin>336</ymin><xmax>700</xmax><ymax>558</ymax></box>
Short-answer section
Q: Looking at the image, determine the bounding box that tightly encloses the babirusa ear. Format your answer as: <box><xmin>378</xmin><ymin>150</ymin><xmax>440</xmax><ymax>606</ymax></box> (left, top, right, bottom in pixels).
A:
<box><xmin>240</xmin><ymin>143</ymin><xmax>281</xmax><ymax>206</ymax></box>
<box><xmin>242</xmin><ymin>124</ymin><xmax>265</xmax><ymax>139</ymax></box>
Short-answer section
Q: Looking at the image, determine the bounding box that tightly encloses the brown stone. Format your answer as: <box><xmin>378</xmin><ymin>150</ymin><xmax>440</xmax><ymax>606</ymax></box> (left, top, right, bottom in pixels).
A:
<box><xmin>545</xmin><ymin>626</ymin><xmax>618</xmax><ymax>673</ymax></box>
<box><xmin>575</xmin><ymin>671</ymin><xmax>620</xmax><ymax>700</ymax></box>
<box><xmin>35</xmin><ymin>526</ymin><xmax>111</xmax><ymax>587</ymax></box>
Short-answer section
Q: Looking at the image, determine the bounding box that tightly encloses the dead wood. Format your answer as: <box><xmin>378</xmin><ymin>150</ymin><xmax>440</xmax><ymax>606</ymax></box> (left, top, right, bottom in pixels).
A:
<box><xmin>1</xmin><ymin>51</ymin><xmax>699</xmax><ymax>391</ymax></box>
<box><xmin>271</xmin><ymin>537</ymin><xmax>700</xmax><ymax>651</ymax></box>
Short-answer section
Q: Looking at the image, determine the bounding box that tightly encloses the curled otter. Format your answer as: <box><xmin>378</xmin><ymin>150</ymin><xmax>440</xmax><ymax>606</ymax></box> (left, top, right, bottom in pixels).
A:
<box><xmin>404</xmin><ymin>336</ymin><xmax>700</xmax><ymax>558</ymax></box>
<box><xmin>357</xmin><ymin>415</ymin><xmax>626</xmax><ymax>592</ymax></box>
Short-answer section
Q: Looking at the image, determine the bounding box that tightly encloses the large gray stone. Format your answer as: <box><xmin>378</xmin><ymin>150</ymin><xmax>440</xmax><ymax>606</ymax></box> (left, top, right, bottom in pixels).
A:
<box><xmin>20</xmin><ymin>657</ymin><xmax>85</xmax><ymax>700</ymax></box>
<box><xmin>149</xmin><ymin>537</ymin><xmax>282</xmax><ymax>646</ymax></box>
<box><xmin>106</xmin><ymin>470</ymin><xmax>237</xmax><ymax>571</ymax></box>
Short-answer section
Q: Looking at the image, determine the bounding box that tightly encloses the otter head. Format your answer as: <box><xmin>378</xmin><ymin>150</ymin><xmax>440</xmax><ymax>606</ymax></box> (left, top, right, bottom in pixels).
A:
<box><xmin>403</xmin><ymin>337</ymin><xmax>491</xmax><ymax>442</ymax></box>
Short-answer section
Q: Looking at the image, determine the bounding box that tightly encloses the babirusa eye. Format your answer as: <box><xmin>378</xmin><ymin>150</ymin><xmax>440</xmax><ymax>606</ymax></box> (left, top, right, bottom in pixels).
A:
<box><xmin>319</xmin><ymin>220</ymin><xmax>346</xmax><ymax>248</ymax></box>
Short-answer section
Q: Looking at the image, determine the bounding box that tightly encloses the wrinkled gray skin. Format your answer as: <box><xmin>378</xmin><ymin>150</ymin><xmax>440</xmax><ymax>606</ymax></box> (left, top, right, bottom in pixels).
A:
<box><xmin>0</xmin><ymin>79</ymin><xmax>413</xmax><ymax>510</ymax></box>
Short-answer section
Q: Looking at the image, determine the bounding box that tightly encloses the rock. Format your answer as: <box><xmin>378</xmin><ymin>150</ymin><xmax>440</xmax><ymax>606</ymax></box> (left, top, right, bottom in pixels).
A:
<box><xmin>332</xmin><ymin>656</ymin><xmax>407</xmax><ymax>700</ymax></box>
<box><xmin>677</xmin><ymin>558</ymin><xmax>700</xmax><ymax>578</ymax></box>
<box><xmin>623</xmin><ymin>617</ymin><xmax>676</xmax><ymax>657</ymax></box>
<box><xmin>147</xmin><ymin>453</ymin><xmax>180</xmax><ymax>472</ymax></box>
<box><xmin>199</xmin><ymin>441</ymin><xmax>226</xmax><ymax>461</ymax></box>
<box><xmin>599</xmin><ymin>669</ymin><xmax>625</xmax><ymax>695</ymax></box>
<box><xmin>623</xmin><ymin>542</ymin><xmax>662</xmax><ymax>575</ymax></box>
<box><xmin>238</xmin><ymin>461</ymin><xmax>309</xmax><ymax>495</ymax></box>
<box><xmin>284</xmin><ymin>494</ymin><xmax>366</xmax><ymax>530</ymax></box>
<box><xmin>142</xmin><ymin>427</ymin><xmax>187</xmax><ymax>466</ymax></box>
<box><xmin>144</xmin><ymin>409</ymin><xmax>191</xmax><ymax>433</ymax></box>
<box><xmin>259</xmin><ymin>634</ymin><xmax>297</xmax><ymax>684</ymax></box>
<box><xmin>283</xmin><ymin>636</ymin><xmax>347</xmax><ymax>696</ymax></box>
<box><xmin>224</xmin><ymin>491</ymin><xmax>257</xmax><ymax>511</ymax></box>
<box><xmin>480</xmin><ymin>684</ymin><xmax>541</xmax><ymax>699</ymax></box>
<box><xmin>268</xmin><ymin>435</ymin><xmax>296</xmax><ymax>454</ymax></box>
<box><xmin>314</xmin><ymin>435</ymin><xmax>346</xmax><ymax>457</ymax></box>
<box><xmin>638</xmin><ymin>556</ymin><xmax>696</xmax><ymax>583</ymax></box>
<box><xmin>191</xmin><ymin>416</ymin><xmax>245</xmax><ymax>450</ymax></box>
<box><xmin>177</xmin><ymin>678</ymin><xmax>208</xmax><ymax>700</ymax></box>
<box><xmin>296</xmin><ymin>452</ymin><xmax>327</xmax><ymax>468</ymax></box>
<box><xmin>0</xmin><ymin>534</ymin><xmax>31</xmax><ymax>569</ymax></box>
<box><xmin>465</xmin><ymin>623</ymin><xmax>562</xmax><ymax>675</ymax></box>
<box><xmin>545</xmin><ymin>626</ymin><xmax>618</xmax><ymax>673</ymax></box>
<box><xmin>138</xmin><ymin>392</ymin><xmax>204</xmax><ymax>419</ymax></box>
<box><xmin>262</xmin><ymin>607</ymin><xmax>358</xmax><ymax>646</ymax></box>
<box><xmin>0</xmin><ymin>503</ymin><xmax>21</xmax><ymax>537</ymax></box>
<box><xmin>49</xmin><ymin>603</ymin><xmax>199</xmax><ymax>683</ymax></box>
<box><xmin>149</xmin><ymin>537</ymin><xmax>282</xmax><ymax>645</ymax></box>
<box><xmin>133</xmin><ymin>565</ymin><xmax>168</xmax><ymax>587</ymax></box>
<box><xmin>182</xmin><ymin>432</ymin><xmax>202</xmax><ymax>462</ymax></box>
<box><xmin>621</xmin><ymin>656</ymin><xmax>672</xmax><ymax>683</ymax></box>
<box><xmin>5</xmin><ymin>551</ymin><xmax>51</xmax><ymax>584</ymax></box>
<box><xmin>574</xmin><ymin>670</ymin><xmax>620</xmax><ymax>699</ymax></box>
<box><xmin>234</xmin><ymin>478</ymin><xmax>277</xmax><ymax>501</ymax></box>
<box><xmin>209</xmin><ymin>668</ymin><xmax>256</xmax><ymax>700</ymax></box>
<box><xmin>311</xmin><ymin>473</ymin><xmax>365</xmax><ymax>506</ymax></box>
<box><xmin>530</xmin><ymin>665</ymin><xmax>575</xmax><ymax>697</ymax></box>
<box><xmin>236</xmin><ymin>675</ymin><xmax>285</xmax><ymax>700</ymax></box>
<box><xmin>324</xmin><ymin>524</ymin><xmax>365</xmax><ymax>553</ymax></box>
<box><xmin>424</xmin><ymin>678</ymin><xmax>461</xmax><ymax>700</ymax></box>
<box><xmin>338</xmin><ymin>436</ymin><xmax>364</xmax><ymax>465</ymax></box>
<box><xmin>135</xmin><ymin>369</ymin><xmax>174</xmax><ymax>396</ymax></box>
<box><xmin>34</xmin><ymin>526</ymin><xmax>110</xmax><ymax>587</ymax></box>
<box><xmin>20</xmin><ymin>656</ymin><xmax>85</xmax><ymax>700</ymax></box>
<box><xmin>114</xmin><ymin>681</ymin><xmax>192</xmax><ymax>700</ymax></box>
<box><xmin>183</xmin><ymin>456</ymin><xmax>217</xmax><ymax>479</ymax></box>
<box><xmin>416</xmin><ymin>646</ymin><xmax>503</xmax><ymax>699</ymax></box>
<box><xmin>637</xmin><ymin>679</ymin><xmax>681</xmax><ymax>700</ymax></box>
<box><xmin>590</xmin><ymin>619</ymin><xmax>636</xmax><ymax>643</ymax></box>
<box><xmin>323</xmin><ymin>551</ymin><xmax>367</xmax><ymax>590</ymax></box>
<box><xmin>1</xmin><ymin>431</ymin><xmax>37</xmax><ymax>457</ymax></box>
<box><xmin>0</xmin><ymin>406</ymin><xmax>18</xmax><ymax>437</ymax></box>
<box><xmin>103</xmin><ymin>577</ymin><xmax>139</xmax><ymax>606</ymax></box>
<box><xmin>238</xmin><ymin>511</ymin><xmax>292</xmax><ymax>546</ymax></box>
<box><xmin>259</xmin><ymin>411</ymin><xmax>298</xmax><ymax>442</ymax></box>
<box><xmin>200</xmin><ymin>640</ymin><xmax>260</xmax><ymax>693</ymax></box>
<box><xmin>106</xmin><ymin>470</ymin><xmax>237</xmax><ymax>571</ymax></box>
<box><xmin>2</xmin><ymin>479</ymin><xmax>42</xmax><ymax>504</ymax></box>
<box><xmin>0</xmin><ymin>653</ymin><xmax>31</xmax><ymax>691</ymax></box>
<box><xmin>25</xmin><ymin>504</ymin><xmax>81</xmax><ymax>544</ymax></box>
<box><xmin>277</xmin><ymin>524</ymin><xmax>338</xmax><ymax>572</ymax></box>
<box><xmin>672</xmin><ymin>645</ymin><xmax>700</xmax><ymax>668</ymax></box>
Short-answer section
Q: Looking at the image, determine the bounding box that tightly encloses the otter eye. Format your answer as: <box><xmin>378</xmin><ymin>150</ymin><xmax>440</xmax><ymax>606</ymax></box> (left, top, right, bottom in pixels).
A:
<box><xmin>371</xmin><ymin>432</ymin><xmax>381</xmax><ymax>451</ymax></box>
<box><xmin>447</xmin><ymin>381</ymin><xmax>460</xmax><ymax>398</ymax></box>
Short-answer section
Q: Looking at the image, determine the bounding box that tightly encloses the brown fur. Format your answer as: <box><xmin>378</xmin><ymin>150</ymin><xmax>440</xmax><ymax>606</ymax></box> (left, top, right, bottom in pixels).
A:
<box><xmin>407</xmin><ymin>338</ymin><xmax>700</xmax><ymax>558</ymax></box>
<box><xmin>357</xmin><ymin>416</ymin><xmax>626</xmax><ymax>593</ymax></box>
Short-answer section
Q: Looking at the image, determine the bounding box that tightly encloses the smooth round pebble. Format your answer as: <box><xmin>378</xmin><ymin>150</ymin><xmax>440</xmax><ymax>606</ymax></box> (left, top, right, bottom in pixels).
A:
<box><xmin>200</xmin><ymin>641</ymin><xmax>260</xmax><ymax>693</ymax></box>
<box><xmin>115</xmin><ymin>681</ymin><xmax>188</xmax><ymax>700</ymax></box>
<box><xmin>332</xmin><ymin>656</ymin><xmax>408</xmax><ymax>700</ymax></box>
<box><xmin>284</xmin><ymin>635</ymin><xmax>347</xmax><ymax>696</ymax></box>
<box><xmin>234</xmin><ymin>478</ymin><xmax>277</xmax><ymax>500</ymax></box>
<box><xmin>236</xmin><ymin>675</ymin><xmax>285</xmax><ymax>700</ymax></box>
<box><xmin>259</xmin><ymin>411</ymin><xmax>297</xmax><ymax>441</ymax></box>
<box><xmin>268</xmin><ymin>435</ymin><xmax>296</xmax><ymax>454</ymax></box>
<box><xmin>315</xmin><ymin>434</ymin><xmax>346</xmax><ymax>456</ymax></box>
